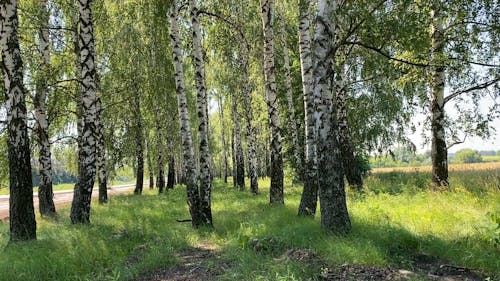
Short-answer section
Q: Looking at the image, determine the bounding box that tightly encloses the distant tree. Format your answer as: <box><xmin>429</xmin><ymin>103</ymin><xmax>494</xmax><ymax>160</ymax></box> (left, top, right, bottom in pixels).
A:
<box><xmin>455</xmin><ymin>149</ymin><xmax>483</xmax><ymax>163</ymax></box>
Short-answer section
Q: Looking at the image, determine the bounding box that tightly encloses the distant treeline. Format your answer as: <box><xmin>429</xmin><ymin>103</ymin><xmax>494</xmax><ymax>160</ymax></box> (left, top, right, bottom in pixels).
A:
<box><xmin>31</xmin><ymin>168</ymin><xmax>77</xmax><ymax>187</ymax></box>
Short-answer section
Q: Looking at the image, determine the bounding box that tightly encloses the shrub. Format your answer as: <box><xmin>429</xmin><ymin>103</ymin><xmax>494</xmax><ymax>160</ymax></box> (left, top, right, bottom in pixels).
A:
<box><xmin>455</xmin><ymin>149</ymin><xmax>483</xmax><ymax>164</ymax></box>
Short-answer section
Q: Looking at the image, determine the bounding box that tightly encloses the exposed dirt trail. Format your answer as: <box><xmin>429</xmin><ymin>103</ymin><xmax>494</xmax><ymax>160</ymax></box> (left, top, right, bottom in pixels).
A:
<box><xmin>135</xmin><ymin>242</ymin><xmax>229</xmax><ymax>281</ymax></box>
<box><xmin>0</xmin><ymin>183</ymin><xmax>138</xmax><ymax>221</ymax></box>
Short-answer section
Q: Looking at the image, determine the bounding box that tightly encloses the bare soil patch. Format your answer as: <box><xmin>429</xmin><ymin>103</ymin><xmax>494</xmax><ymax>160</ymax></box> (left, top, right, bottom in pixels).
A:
<box><xmin>283</xmin><ymin>249</ymin><xmax>486</xmax><ymax>281</ymax></box>
<box><xmin>135</xmin><ymin>243</ymin><xmax>230</xmax><ymax>281</ymax></box>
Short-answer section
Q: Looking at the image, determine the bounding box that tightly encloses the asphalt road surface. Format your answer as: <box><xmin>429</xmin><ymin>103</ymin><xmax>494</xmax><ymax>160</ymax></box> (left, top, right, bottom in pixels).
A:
<box><xmin>0</xmin><ymin>183</ymin><xmax>138</xmax><ymax>221</ymax></box>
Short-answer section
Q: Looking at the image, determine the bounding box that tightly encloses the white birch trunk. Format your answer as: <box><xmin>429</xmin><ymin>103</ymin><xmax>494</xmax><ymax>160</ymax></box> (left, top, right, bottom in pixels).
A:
<box><xmin>240</xmin><ymin>44</ymin><xmax>259</xmax><ymax>195</ymax></box>
<box><xmin>1</xmin><ymin>0</ymin><xmax>37</xmax><ymax>241</ymax></box>
<box><xmin>261</xmin><ymin>0</ymin><xmax>284</xmax><ymax>205</ymax></box>
<box><xmin>70</xmin><ymin>0</ymin><xmax>98</xmax><ymax>224</ymax></box>
<box><xmin>169</xmin><ymin>1</ymin><xmax>203</xmax><ymax>228</ymax></box>
<box><xmin>190</xmin><ymin>0</ymin><xmax>213</xmax><ymax>226</ymax></box>
<box><xmin>312</xmin><ymin>0</ymin><xmax>350</xmax><ymax>233</ymax></box>
<box><xmin>297</xmin><ymin>0</ymin><xmax>318</xmax><ymax>216</ymax></box>
<box><xmin>35</xmin><ymin>0</ymin><xmax>56</xmax><ymax>216</ymax></box>
<box><xmin>430</xmin><ymin>5</ymin><xmax>448</xmax><ymax>188</ymax></box>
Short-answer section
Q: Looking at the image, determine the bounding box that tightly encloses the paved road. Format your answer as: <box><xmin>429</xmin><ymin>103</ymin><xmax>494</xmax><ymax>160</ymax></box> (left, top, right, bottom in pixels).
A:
<box><xmin>0</xmin><ymin>183</ymin><xmax>138</xmax><ymax>221</ymax></box>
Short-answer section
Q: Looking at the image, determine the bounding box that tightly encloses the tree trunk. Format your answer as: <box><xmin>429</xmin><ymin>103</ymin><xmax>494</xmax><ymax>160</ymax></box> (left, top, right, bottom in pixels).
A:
<box><xmin>217</xmin><ymin>93</ymin><xmax>229</xmax><ymax>184</ymax></box>
<box><xmin>146</xmin><ymin>139</ymin><xmax>155</xmax><ymax>189</ymax></box>
<box><xmin>232</xmin><ymin>92</ymin><xmax>245</xmax><ymax>190</ymax></box>
<box><xmin>231</xmin><ymin>128</ymin><xmax>236</xmax><ymax>187</ymax></box>
<box><xmin>169</xmin><ymin>1</ymin><xmax>203</xmax><ymax>228</ymax></box>
<box><xmin>297</xmin><ymin>0</ymin><xmax>318</xmax><ymax>217</ymax></box>
<box><xmin>96</xmin><ymin>97</ymin><xmax>108</xmax><ymax>203</ymax></box>
<box><xmin>312</xmin><ymin>0</ymin><xmax>350</xmax><ymax>233</ymax></box>
<box><xmin>155</xmin><ymin>107</ymin><xmax>166</xmax><ymax>193</ymax></box>
<box><xmin>240</xmin><ymin>43</ymin><xmax>259</xmax><ymax>195</ymax></box>
<box><xmin>261</xmin><ymin>0</ymin><xmax>284</xmax><ymax>205</ymax></box>
<box><xmin>35</xmin><ymin>0</ymin><xmax>56</xmax><ymax>217</ymax></box>
<box><xmin>70</xmin><ymin>0</ymin><xmax>98</xmax><ymax>224</ymax></box>
<box><xmin>279</xmin><ymin>13</ymin><xmax>303</xmax><ymax>181</ymax></box>
<box><xmin>1</xmin><ymin>0</ymin><xmax>37</xmax><ymax>241</ymax></box>
<box><xmin>335</xmin><ymin>64</ymin><xmax>363</xmax><ymax>191</ymax></box>
<box><xmin>190</xmin><ymin>0</ymin><xmax>213</xmax><ymax>226</ymax></box>
<box><xmin>430</xmin><ymin>5</ymin><xmax>448</xmax><ymax>188</ymax></box>
<box><xmin>166</xmin><ymin>131</ymin><xmax>175</xmax><ymax>190</ymax></box>
<box><xmin>133</xmin><ymin>93</ymin><xmax>144</xmax><ymax>195</ymax></box>
<box><xmin>167</xmin><ymin>155</ymin><xmax>175</xmax><ymax>190</ymax></box>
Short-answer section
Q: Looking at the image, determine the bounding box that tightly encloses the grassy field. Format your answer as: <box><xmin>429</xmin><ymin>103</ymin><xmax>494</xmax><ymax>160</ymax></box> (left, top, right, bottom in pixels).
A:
<box><xmin>372</xmin><ymin>161</ymin><xmax>500</xmax><ymax>173</ymax></box>
<box><xmin>0</xmin><ymin>168</ymin><xmax>498</xmax><ymax>281</ymax></box>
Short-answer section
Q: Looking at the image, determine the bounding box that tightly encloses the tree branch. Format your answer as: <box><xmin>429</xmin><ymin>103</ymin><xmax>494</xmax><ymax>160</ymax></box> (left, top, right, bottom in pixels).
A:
<box><xmin>198</xmin><ymin>10</ymin><xmax>249</xmax><ymax>52</ymax></box>
<box><xmin>335</xmin><ymin>0</ymin><xmax>388</xmax><ymax>51</ymax></box>
<box><xmin>50</xmin><ymin>135</ymin><xmax>77</xmax><ymax>145</ymax></box>
<box><xmin>345</xmin><ymin>41</ymin><xmax>431</xmax><ymax>67</ymax></box>
<box><xmin>446</xmin><ymin>134</ymin><xmax>467</xmax><ymax>150</ymax></box>
<box><xmin>443</xmin><ymin>78</ymin><xmax>500</xmax><ymax>104</ymax></box>
<box><xmin>448</xmin><ymin>57</ymin><xmax>500</xmax><ymax>68</ymax></box>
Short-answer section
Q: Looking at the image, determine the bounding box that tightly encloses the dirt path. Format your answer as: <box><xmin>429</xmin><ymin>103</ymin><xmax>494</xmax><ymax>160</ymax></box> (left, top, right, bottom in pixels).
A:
<box><xmin>0</xmin><ymin>183</ymin><xmax>138</xmax><ymax>221</ymax></box>
<box><xmin>135</xmin><ymin>242</ymin><xmax>229</xmax><ymax>281</ymax></box>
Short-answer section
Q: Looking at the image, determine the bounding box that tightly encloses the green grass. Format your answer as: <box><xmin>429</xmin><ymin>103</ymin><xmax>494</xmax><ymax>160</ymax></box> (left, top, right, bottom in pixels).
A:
<box><xmin>483</xmin><ymin>155</ymin><xmax>500</xmax><ymax>162</ymax></box>
<box><xmin>0</xmin><ymin>170</ymin><xmax>498</xmax><ymax>281</ymax></box>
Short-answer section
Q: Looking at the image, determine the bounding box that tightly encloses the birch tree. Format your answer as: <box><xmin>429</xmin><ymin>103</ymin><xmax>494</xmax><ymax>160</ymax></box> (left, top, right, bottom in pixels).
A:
<box><xmin>70</xmin><ymin>0</ymin><xmax>98</xmax><ymax>224</ymax></box>
<box><xmin>34</xmin><ymin>0</ymin><xmax>56</xmax><ymax>216</ymax></box>
<box><xmin>240</xmin><ymin>44</ymin><xmax>259</xmax><ymax>194</ymax></box>
<box><xmin>155</xmin><ymin>105</ymin><xmax>166</xmax><ymax>193</ymax></box>
<box><xmin>146</xmin><ymin>138</ymin><xmax>154</xmax><ymax>189</ymax></box>
<box><xmin>312</xmin><ymin>0</ymin><xmax>350</xmax><ymax>233</ymax></box>
<box><xmin>429</xmin><ymin>4</ymin><xmax>448</xmax><ymax>188</ymax></box>
<box><xmin>216</xmin><ymin>92</ymin><xmax>229</xmax><ymax>183</ymax></box>
<box><xmin>169</xmin><ymin>1</ymin><xmax>205</xmax><ymax>228</ymax></box>
<box><xmin>166</xmin><ymin>134</ymin><xmax>175</xmax><ymax>190</ymax></box>
<box><xmin>231</xmin><ymin>91</ymin><xmax>245</xmax><ymax>190</ymax></box>
<box><xmin>1</xmin><ymin>0</ymin><xmax>37</xmax><ymax>240</ymax></box>
<box><xmin>297</xmin><ymin>0</ymin><xmax>318</xmax><ymax>216</ymax></box>
<box><xmin>261</xmin><ymin>0</ymin><xmax>284</xmax><ymax>205</ymax></box>
<box><xmin>190</xmin><ymin>0</ymin><xmax>213</xmax><ymax>226</ymax></box>
<box><xmin>133</xmin><ymin>90</ymin><xmax>144</xmax><ymax>195</ymax></box>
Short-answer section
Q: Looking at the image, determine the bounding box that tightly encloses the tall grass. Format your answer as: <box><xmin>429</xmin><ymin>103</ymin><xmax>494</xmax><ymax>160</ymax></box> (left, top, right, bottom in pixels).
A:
<box><xmin>0</xmin><ymin>169</ymin><xmax>498</xmax><ymax>280</ymax></box>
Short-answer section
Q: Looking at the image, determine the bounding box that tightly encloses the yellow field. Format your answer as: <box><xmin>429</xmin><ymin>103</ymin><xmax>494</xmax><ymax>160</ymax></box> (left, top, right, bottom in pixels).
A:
<box><xmin>372</xmin><ymin>161</ymin><xmax>500</xmax><ymax>173</ymax></box>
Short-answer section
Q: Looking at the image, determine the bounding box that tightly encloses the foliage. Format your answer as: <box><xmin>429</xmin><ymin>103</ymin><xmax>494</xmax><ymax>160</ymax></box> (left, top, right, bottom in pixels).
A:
<box><xmin>355</xmin><ymin>155</ymin><xmax>372</xmax><ymax>177</ymax></box>
<box><xmin>454</xmin><ymin>149</ymin><xmax>483</xmax><ymax>163</ymax></box>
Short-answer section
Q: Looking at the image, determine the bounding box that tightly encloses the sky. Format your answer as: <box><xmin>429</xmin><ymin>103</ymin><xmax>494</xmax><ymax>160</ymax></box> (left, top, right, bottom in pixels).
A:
<box><xmin>409</xmin><ymin>96</ymin><xmax>499</xmax><ymax>153</ymax></box>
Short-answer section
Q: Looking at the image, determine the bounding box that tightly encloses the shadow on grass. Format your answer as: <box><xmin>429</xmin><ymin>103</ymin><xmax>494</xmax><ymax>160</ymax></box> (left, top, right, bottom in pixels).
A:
<box><xmin>212</xmin><ymin>199</ymin><xmax>499</xmax><ymax>280</ymax></box>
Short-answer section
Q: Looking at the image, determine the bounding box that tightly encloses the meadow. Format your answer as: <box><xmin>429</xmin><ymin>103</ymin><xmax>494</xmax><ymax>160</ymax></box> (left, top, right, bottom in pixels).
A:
<box><xmin>0</xmin><ymin>165</ymin><xmax>498</xmax><ymax>281</ymax></box>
